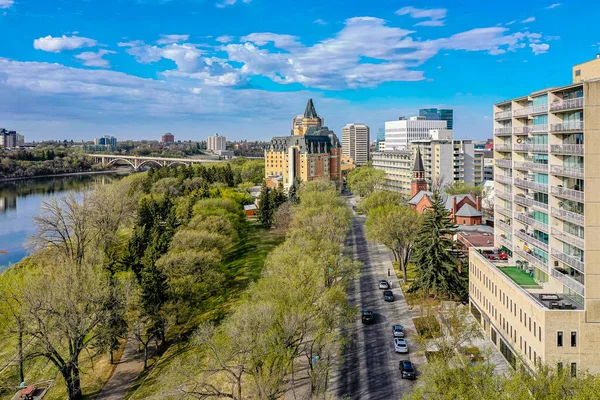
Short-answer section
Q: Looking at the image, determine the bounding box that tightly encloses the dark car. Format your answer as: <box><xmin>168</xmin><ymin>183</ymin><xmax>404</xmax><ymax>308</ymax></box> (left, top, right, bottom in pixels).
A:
<box><xmin>383</xmin><ymin>290</ymin><xmax>394</xmax><ymax>302</ymax></box>
<box><xmin>399</xmin><ymin>360</ymin><xmax>416</xmax><ymax>380</ymax></box>
<box><xmin>362</xmin><ymin>309</ymin><xmax>374</xmax><ymax>324</ymax></box>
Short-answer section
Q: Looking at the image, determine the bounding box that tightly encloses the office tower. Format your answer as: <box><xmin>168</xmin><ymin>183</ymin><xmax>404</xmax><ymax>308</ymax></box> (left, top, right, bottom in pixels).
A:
<box><xmin>207</xmin><ymin>134</ymin><xmax>226</xmax><ymax>153</ymax></box>
<box><xmin>384</xmin><ymin>116</ymin><xmax>449</xmax><ymax>151</ymax></box>
<box><xmin>469</xmin><ymin>56</ymin><xmax>600</xmax><ymax>374</ymax></box>
<box><xmin>161</xmin><ymin>133</ymin><xmax>175</xmax><ymax>144</ymax></box>
<box><xmin>94</xmin><ymin>136</ymin><xmax>117</xmax><ymax>147</ymax></box>
<box><xmin>376</xmin><ymin>128</ymin><xmax>385</xmax><ymax>151</ymax></box>
<box><xmin>342</xmin><ymin>123</ymin><xmax>370</xmax><ymax>166</ymax></box>
<box><xmin>419</xmin><ymin>108</ymin><xmax>454</xmax><ymax>130</ymax></box>
<box><xmin>265</xmin><ymin>99</ymin><xmax>342</xmax><ymax>188</ymax></box>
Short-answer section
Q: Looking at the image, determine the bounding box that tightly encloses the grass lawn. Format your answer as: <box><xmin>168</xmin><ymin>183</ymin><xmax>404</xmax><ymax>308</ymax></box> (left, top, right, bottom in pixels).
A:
<box><xmin>498</xmin><ymin>266</ymin><xmax>540</xmax><ymax>288</ymax></box>
<box><xmin>127</xmin><ymin>221</ymin><xmax>284</xmax><ymax>399</ymax></box>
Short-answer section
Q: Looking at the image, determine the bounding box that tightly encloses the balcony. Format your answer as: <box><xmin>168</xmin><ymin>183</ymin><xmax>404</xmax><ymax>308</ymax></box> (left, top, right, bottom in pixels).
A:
<box><xmin>497</xmin><ymin>190</ymin><xmax>513</xmax><ymax>201</ymax></box>
<box><xmin>515</xmin><ymin>230</ymin><xmax>549</xmax><ymax>252</ymax></box>
<box><xmin>497</xmin><ymin>220</ymin><xmax>512</xmax><ymax>234</ymax></box>
<box><xmin>514</xmin><ymin>248</ymin><xmax>549</xmax><ymax>272</ymax></box>
<box><xmin>497</xmin><ymin>235</ymin><xmax>513</xmax><ymax>251</ymax></box>
<box><xmin>513</xmin><ymin>107</ymin><xmax>533</xmax><ymax>117</ymax></box>
<box><xmin>495</xmin><ymin>110</ymin><xmax>512</xmax><ymax>120</ymax></box>
<box><xmin>531</xmin><ymin>105</ymin><xmax>548</xmax><ymax>115</ymax></box>
<box><xmin>514</xmin><ymin>178</ymin><xmax>548</xmax><ymax>192</ymax></box>
<box><xmin>513</xmin><ymin>126</ymin><xmax>531</xmax><ymax>135</ymax></box>
<box><xmin>513</xmin><ymin>144</ymin><xmax>548</xmax><ymax>153</ymax></box>
<box><xmin>550</xmin><ymin>144</ymin><xmax>584</xmax><ymax>156</ymax></box>
<box><xmin>551</xmin><ymin>186</ymin><xmax>584</xmax><ymax>202</ymax></box>
<box><xmin>531</xmin><ymin>124</ymin><xmax>548</xmax><ymax>133</ymax></box>
<box><xmin>495</xmin><ymin>144</ymin><xmax>512</xmax><ymax>152</ymax></box>
<box><xmin>550</xmin><ymin>165</ymin><xmax>584</xmax><ymax>179</ymax></box>
<box><xmin>496</xmin><ymin>175</ymin><xmax>512</xmax><ymax>185</ymax></box>
<box><xmin>497</xmin><ymin>206</ymin><xmax>512</xmax><ymax>218</ymax></box>
<box><xmin>496</xmin><ymin>159</ymin><xmax>512</xmax><ymax>168</ymax></box>
<box><xmin>551</xmin><ymin>268</ymin><xmax>584</xmax><ymax>296</ymax></box>
<box><xmin>514</xmin><ymin>195</ymin><xmax>548</xmax><ymax>211</ymax></box>
<box><xmin>495</xmin><ymin>127</ymin><xmax>513</xmax><ymax>136</ymax></box>
<box><xmin>513</xmin><ymin>161</ymin><xmax>548</xmax><ymax>174</ymax></box>
<box><xmin>551</xmin><ymin>227</ymin><xmax>585</xmax><ymax>250</ymax></box>
<box><xmin>551</xmin><ymin>207</ymin><xmax>584</xmax><ymax>226</ymax></box>
<box><xmin>515</xmin><ymin>212</ymin><xmax>549</xmax><ymax>233</ymax></box>
<box><xmin>550</xmin><ymin>97</ymin><xmax>583</xmax><ymax>112</ymax></box>
<box><xmin>551</xmin><ymin>121</ymin><xmax>584</xmax><ymax>132</ymax></box>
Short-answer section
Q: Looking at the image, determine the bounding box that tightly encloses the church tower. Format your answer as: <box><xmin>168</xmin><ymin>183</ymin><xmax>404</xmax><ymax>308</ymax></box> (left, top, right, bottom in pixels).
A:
<box><xmin>411</xmin><ymin>147</ymin><xmax>428</xmax><ymax>198</ymax></box>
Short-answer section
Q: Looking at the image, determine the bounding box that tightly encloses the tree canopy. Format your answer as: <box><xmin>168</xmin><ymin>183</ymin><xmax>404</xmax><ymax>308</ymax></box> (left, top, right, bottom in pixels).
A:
<box><xmin>346</xmin><ymin>165</ymin><xmax>385</xmax><ymax>197</ymax></box>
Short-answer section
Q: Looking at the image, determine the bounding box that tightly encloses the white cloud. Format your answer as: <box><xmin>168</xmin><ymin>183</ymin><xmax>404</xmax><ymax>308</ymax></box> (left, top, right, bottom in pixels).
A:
<box><xmin>216</xmin><ymin>0</ymin><xmax>251</xmax><ymax>8</ymax></box>
<box><xmin>396</xmin><ymin>6</ymin><xmax>447</xmax><ymax>27</ymax></box>
<box><xmin>157</xmin><ymin>34</ymin><xmax>190</xmax><ymax>45</ymax></box>
<box><xmin>241</xmin><ymin>33</ymin><xmax>302</xmax><ymax>50</ymax></box>
<box><xmin>75</xmin><ymin>50</ymin><xmax>116</xmax><ymax>68</ymax></box>
<box><xmin>118</xmin><ymin>41</ymin><xmax>205</xmax><ymax>73</ymax></box>
<box><xmin>216</xmin><ymin>35</ymin><xmax>234</xmax><ymax>43</ymax></box>
<box><xmin>33</xmin><ymin>35</ymin><xmax>97</xmax><ymax>53</ymax></box>
<box><xmin>522</xmin><ymin>17</ymin><xmax>536</xmax><ymax>23</ymax></box>
<box><xmin>545</xmin><ymin>3</ymin><xmax>561</xmax><ymax>9</ymax></box>
<box><xmin>505</xmin><ymin>20</ymin><xmax>516</xmax><ymax>26</ymax></box>
<box><xmin>530</xmin><ymin>43</ymin><xmax>550</xmax><ymax>55</ymax></box>
<box><xmin>314</xmin><ymin>19</ymin><xmax>327</xmax><ymax>25</ymax></box>
<box><xmin>0</xmin><ymin>0</ymin><xmax>13</xmax><ymax>9</ymax></box>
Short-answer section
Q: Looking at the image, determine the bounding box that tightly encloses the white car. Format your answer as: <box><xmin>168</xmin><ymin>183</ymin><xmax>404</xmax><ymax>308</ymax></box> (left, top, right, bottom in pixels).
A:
<box><xmin>394</xmin><ymin>338</ymin><xmax>408</xmax><ymax>353</ymax></box>
<box><xmin>379</xmin><ymin>280</ymin><xmax>390</xmax><ymax>289</ymax></box>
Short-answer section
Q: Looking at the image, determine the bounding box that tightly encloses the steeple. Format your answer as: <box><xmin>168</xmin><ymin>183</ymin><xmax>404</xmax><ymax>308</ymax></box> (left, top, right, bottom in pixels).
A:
<box><xmin>413</xmin><ymin>147</ymin><xmax>425</xmax><ymax>172</ymax></box>
<box><xmin>304</xmin><ymin>98</ymin><xmax>318</xmax><ymax>119</ymax></box>
<box><xmin>411</xmin><ymin>147</ymin><xmax>428</xmax><ymax>198</ymax></box>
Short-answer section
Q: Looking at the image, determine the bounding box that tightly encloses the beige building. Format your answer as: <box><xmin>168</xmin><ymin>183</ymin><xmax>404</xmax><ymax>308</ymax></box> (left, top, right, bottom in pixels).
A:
<box><xmin>207</xmin><ymin>134</ymin><xmax>226</xmax><ymax>153</ymax></box>
<box><xmin>342</xmin><ymin>123</ymin><xmax>370</xmax><ymax>166</ymax></box>
<box><xmin>469</xmin><ymin>56</ymin><xmax>600</xmax><ymax>375</ymax></box>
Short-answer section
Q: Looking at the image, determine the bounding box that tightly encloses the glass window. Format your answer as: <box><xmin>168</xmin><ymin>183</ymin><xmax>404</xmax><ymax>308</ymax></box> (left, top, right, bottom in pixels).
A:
<box><xmin>571</xmin><ymin>331</ymin><xmax>577</xmax><ymax>347</ymax></box>
<box><xmin>557</xmin><ymin>331</ymin><xmax>563</xmax><ymax>347</ymax></box>
<box><xmin>571</xmin><ymin>363</ymin><xmax>577</xmax><ymax>377</ymax></box>
<box><xmin>533</xmin><ymin>95</ymin><xmax>548</xmax><ymax>107</ymax></box>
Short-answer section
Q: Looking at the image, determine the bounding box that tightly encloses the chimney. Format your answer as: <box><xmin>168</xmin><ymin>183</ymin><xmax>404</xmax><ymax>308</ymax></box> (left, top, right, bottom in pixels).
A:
<box><xmin>452</xmin><ymin>196</ymin><xmax>457</xmax><ymax>216</ymax></box>
<box><xmin>476</xmin><ymin>196</ymin><xmax>482</xmax><ymax>211</ymax></box>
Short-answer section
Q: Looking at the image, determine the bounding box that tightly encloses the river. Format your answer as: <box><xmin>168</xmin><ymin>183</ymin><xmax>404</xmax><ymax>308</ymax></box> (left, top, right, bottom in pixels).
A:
<box><xmin>0</xmin><ymin>173</ymin><xmax>128</xmax><ymax>271</ymax></box>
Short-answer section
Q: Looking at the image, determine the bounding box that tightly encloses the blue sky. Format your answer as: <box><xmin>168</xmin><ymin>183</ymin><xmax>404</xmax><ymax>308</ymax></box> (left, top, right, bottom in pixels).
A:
<box><xmin>1</xmin><ymin>0</ymin><xmax>599</xmax><ymax>142</ymax></box>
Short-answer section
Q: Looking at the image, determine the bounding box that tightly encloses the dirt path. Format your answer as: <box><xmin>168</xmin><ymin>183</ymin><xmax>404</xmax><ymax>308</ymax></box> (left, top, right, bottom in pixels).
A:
<box><xmin>95</xmin><ymin>339</ymin><xmax>145</xmax><ymax>400</ymax></box>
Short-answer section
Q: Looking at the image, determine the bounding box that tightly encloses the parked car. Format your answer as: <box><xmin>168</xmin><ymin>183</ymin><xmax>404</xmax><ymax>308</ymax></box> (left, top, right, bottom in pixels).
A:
<box><xmin>393</xmin><ymin>325</ymin><xmax>405</xmax><ymax>338</ymax></box>
<box><xmin>483</xmin><ymin>250</ymin><xmax>508</xmax><ymax>261</ymax></box>
<box><xmin>383</xmin><ymin>290</ymin><xmax>394</xmax><ymax>302</ymax></box>
<box><xmin>394</xmin><ymin>338</ymin><xmax>409</xmax><ymax>353</ymax></box>
<box><xmin>399</xmin><ymin>360</ymin><xmax>417</xmax><ymax>379</ymax></box>
<box><xmin>379</xmin><ymin>280</ymin><xmax>390</xmax><ymax>289</ymax></box>
<box><xmin>361</xmin><ymin>309</ymin><xmax>374</xmax><ymax>324</ymax></box>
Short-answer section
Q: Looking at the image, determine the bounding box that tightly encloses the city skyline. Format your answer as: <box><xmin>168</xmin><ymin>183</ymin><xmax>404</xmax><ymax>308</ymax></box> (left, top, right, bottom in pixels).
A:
<box><xmin>1</xmin><ymin>0</ymin><xmax>599</xmax><ymax>141</ymax></box>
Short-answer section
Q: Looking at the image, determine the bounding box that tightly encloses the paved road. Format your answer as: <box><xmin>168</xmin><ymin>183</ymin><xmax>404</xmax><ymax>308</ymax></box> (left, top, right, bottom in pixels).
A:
<box><xmin>96</xmin><ymin>338</ymin><xmax>146</xmax><ymax>400</ymax></box>
<box><xmin>332</xmin><ymin>197</ymin><xmax>424</xmax><ymax>400</ymax></box>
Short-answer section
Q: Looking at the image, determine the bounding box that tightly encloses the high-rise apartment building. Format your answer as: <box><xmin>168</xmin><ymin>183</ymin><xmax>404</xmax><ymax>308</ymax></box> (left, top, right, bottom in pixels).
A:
<box><xmin>410</xmin><ymin>136</ymin><xmax>475</xmax><ymax>187</ymax></box>
<box><xmin>342</xmin><ymin>123</ymin><xmax>370</xmax><ymax>166</ymax></box>
<box><xmin>161</xmin><ymin>133</ymin><xmax>175</xmax><ymax>144</ymax></box>
<box><xmin>0</xmin><ymin>129</ymin><xmax>18</xmax><ymax>148</ymax></box>
<box><xmin>469</xmin><ymin>56</ymin><xmax>600</xmax><ymax>374</ymax></box>
<box><xmin>384</xmin><ymin>116</ymin><xmax>449</xmax><ymax>151</ymax></box>
<box><xmin>265</xmin><ymin>99</ymin><xmax>342</xmax><ymax>188</ymax></box>
<box><xmin>419</xmin><ymin>108</ymin><xmax>454</xmax><ymax>130</ymax></box>
<box><xmin>371</xmin><ymin>150</ymin><xmax>413</xmax><ymax>197</ymax></box>
<box><xmin>207</xmin><ymin>134</ymin><xmax>226</xmax><ymax>153</ymax></box>
<box><xmin>94</xmin><ymin>136</ymin><xmax>117</xmax><ymax>147</ymax></box>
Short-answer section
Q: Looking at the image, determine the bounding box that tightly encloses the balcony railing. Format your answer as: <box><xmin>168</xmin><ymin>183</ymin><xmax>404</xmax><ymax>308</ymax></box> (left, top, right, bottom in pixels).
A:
<box><xmin>515</xmin><ymin>230</ymin><xmax>549</xmax><ymax>252</ymax></box>
<box><xmin>497</xmin><ymin>190</ymin><xmax>513</xmax><ymax>201</ymax></box>
<box><xmin>513</xmin><ymin>107</ymin><xmax>533</xmax><ymax>117</ymax></box>
<box><xmin>551</xmin><ymin>186</ymin><xmax>584</xmax><ymax>202</ymax></box>
<box><xmin>514</xmin><ymin>178</ymin><xmax>548</xmax><ymax>192</ymax></box>
<box><xmin>531</xmin><ymin>124</ymin><xmax>548</xmax><ymax>133</ymax></box>
<box><xmin>531</xmin><ymin>105</ymin><xmax>548</xmax><ymax>114</ymax></box>
<box><xmin>495</xmin><ymin>110</ymin><xmax>512</xmax><ymax>119</ymax></box>
<box><xmin>495</xmin><ymin>144</ymin><xmax>512</xmax><ymax>152</ymax></box>
<box><xmin>515</xmin><ymin>212</ymin><xmax>549</xmax><ymax>233</ymax></box>
<box><xmin>550</xmin><ymin>165</ymin><xmax>584</xmax><ymax>179</ymax></box>
<box><xmin>551</xmin><ymin>268</ymin><xmax>584</xmax><ymax>296</ymax></box>
<box><xmin>551</xmin><ymin>207</ymin><xmax>584</xmax><ymax>226</ymax></box>
<box><xmin>551</xmin><ymin>227</ymin><xmax>585</xmax><ymax>250</ymax></box>
<box><xmin>497</xmin><ymin>235</ymin><xmax>513</xmax><ymax>251</ymax></box>
<box><xmin>496</xmin><ymin>175</ymin><xmax>512</xmax><ymax>185</ymax></box>
<box><xmin>495</xmin><ymin>127</ymin><xmax>513</xmax><ymax>136</ymax></box>
<box><xmin>513</xmin><ymin>144</ymin><xmax>548</xmax><ymax>153</ymax></box>
<box><xmin>496</xmin><ymin>159</ymin><xmax>512</xmax><ymax>168</ymax></box>
<box><xmin>515</xmin><ymin>248</ymin><xmax>549</xmax><ymax>272</ymax></box>
<box><xmin>513</xmin><ymin>126</ymin><xmax>531</xmax><ymax>135</ymax></box>
<box><xmin>497</xmin><ymin>206</ymin><xmax>512</xmax><ymax>218</ymax></box>
<box><xmin>550</xmin><ymin>97</ymin><xmax>583</xmax><ymax>112</ymax></box>
<box><xmin>497</xmin><ymin>220</ymin><xmax>512</xmax><ymax>233</ymax></box>
<box><xmin>514</xmin><ymin>195</ymin><xmax>549</xmax><ymax>211</ymax></box>
<box><xmin>551</xmin><ymin>249</ymin><xmax>584</xmax><ymax>273</ymax></box>
<box><xmin>551</xmin><ymin>121</ymin><xmax>584</xmax><ymax>132</ymax></box>
<box><xmin>550</xmin><ymin>144</ymin><xmax>584</xmax><ymax>156</ymax></box>
<box><xmin>513</xmin><ymin>161</ymin><xmax>548</xmax><ymax>173</ymax></box>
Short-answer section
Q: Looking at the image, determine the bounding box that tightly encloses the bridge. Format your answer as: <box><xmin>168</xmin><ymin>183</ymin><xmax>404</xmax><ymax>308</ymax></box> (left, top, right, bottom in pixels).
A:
<box><xmin>87</xmin><ymin>154</ymin><xmax>224</xmax><ymax>171</ymax></box>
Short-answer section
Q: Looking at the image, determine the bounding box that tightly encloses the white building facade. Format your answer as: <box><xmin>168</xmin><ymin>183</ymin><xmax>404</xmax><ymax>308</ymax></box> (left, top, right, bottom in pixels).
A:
<box><xmin>384</xmin><ymin>116</ymin><xmax>448</xmax><ymax>151</ymax></box>
<box><xmin>207</xmin><ymin>134</ymin><xmax>227</xmax><ymax>153</ymax></box>
<box><xmin>341</xmin><ymin>123</ymin><xmax>370</xmax><ymax>166</ymax></box>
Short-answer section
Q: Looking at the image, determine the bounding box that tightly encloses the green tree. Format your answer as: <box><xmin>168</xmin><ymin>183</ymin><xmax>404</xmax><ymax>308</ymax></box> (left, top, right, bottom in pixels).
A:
<box><xmin>258</xmin><ymin>183</ymin><xmax>274</xmax><ymax>229</ymax></box>
<box><xmin>365</xmin><ymin>205</ymin><xmax>421</xmax><ymax>283</ymax></box>
<box><xmin>408</xmin><ymin>190</ymin><xmax>463</xmax><ymax>299</ymax></box>
<box><xmin>273</xmin><ymin>182</ymin><xmax>287</xmax><ymax>207</ymax></box>
<box><xmin>288</xmin><ymin>177</ymin><xmax>300</xmax><ymax>204</ymax></box>
<box><xmin>346</xmin><ymin>165</ymin><xmax>385</xmax><ymax>197</ymax></box>
<box><xmin>445</xmin><ymin>181</ymin><xmax>483</xmax><ymax>197</ymax></box>
<box><xmin>358</xmin><ymin>190</ymin><xmax>406</xmax><ymax>214</ymax></box>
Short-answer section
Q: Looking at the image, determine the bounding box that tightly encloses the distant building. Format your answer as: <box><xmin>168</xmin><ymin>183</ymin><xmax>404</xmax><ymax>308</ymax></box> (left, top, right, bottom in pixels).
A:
<box><xmin>265</xmin><ymin>99</ymin><xmax>342</xmax><ymax>189</ymax></box>
<box><xmin>376</xmin><ymin>128</ymin><xmax>385</xmax><ymax>151</ymax></box>
<box><xmin>217</xmin><ymin>150</ymin><xmax>234</xmax><ymax>159</ymax></box>
<box><xmin>371</xmin><ymin>150</ymin><xmax>413</xmax><ymax>197</ymax></box>
<box><xmin>0</xmin><ymin>129</ymin><xmax>18</xmax><ymax>148</ymax></box>
<box><xmin>384</xmin><ymin>116</ymin><xmax>448</xmax><ymax>151</ymax></box>
<box><xmin>16</xmin><ymin>134</ymin><xmax>25</xmax><ymax>146</ymax></box>
<box><xmin>94</xmin><ymin>136</ymin><xmax>117</xmax><ymax>147</ymax></box>
<box><xmin>342</xmin><ymin>123</ymin><xmax>370</xmax><ymax>166</ymax></box>
<box><xmin>419</xmin><ymin>108</ymin><xmax>454</xmax><ymax>130</ymax></box>
<box><xmin>207</xmin><ymin>134</ymin><xmax>227</xmax><ymax>153</ymax></box>
<box><xmin>161</xmin><ymin>133</ymin><xmax>175</xmax><ymax>144</ymax></box>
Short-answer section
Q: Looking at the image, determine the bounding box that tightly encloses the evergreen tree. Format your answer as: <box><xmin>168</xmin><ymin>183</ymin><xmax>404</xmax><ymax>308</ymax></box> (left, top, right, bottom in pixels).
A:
<box><xmin>140</xmin><ymin>243</ymin><xmax>169</xmax><ymax>343</ymax></box>
<box><xmin>258</xmin><ymin>183</ymin><xmax>274</xmax><ymax>229</ymax></box>
<box><xmin>288</xmin><ymin>178</ymin><xmax>300</xmax><ymax>204</ymax></box>
<box><xmin>273</xmin><ymin>182</ymin><xmax>287</xmax><ymax>207</ymax></box>
<box><xmin>408</xmin><ymin>190</ymin><xmax>463</xmax><ymax>299</ymax></box>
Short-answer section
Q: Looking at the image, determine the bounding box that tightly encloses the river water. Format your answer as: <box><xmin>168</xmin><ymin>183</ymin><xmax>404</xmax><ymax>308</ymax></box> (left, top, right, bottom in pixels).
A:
<box><xmin>0</xmin><ymin>173</ymin><xmax>127</xmax><ymax>271</ymax></box>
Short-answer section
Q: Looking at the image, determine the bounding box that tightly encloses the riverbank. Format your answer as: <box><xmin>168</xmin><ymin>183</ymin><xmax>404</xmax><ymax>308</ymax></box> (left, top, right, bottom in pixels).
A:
<box><xmin>0</xmin><ymin>168</ymin><xmax>132</xmax><ymax>183</ymax></box>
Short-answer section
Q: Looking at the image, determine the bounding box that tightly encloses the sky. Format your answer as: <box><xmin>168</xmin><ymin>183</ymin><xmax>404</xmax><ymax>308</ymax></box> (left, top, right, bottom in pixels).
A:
<box><xmin>1</xmin><ymin>0</ymin><xmax>599</xmax><ymax>142</ymax></box>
